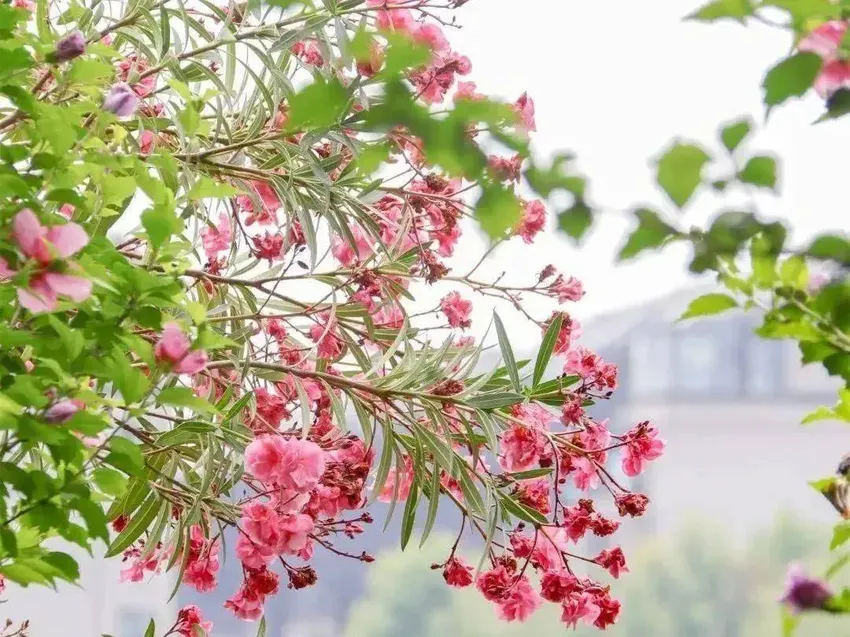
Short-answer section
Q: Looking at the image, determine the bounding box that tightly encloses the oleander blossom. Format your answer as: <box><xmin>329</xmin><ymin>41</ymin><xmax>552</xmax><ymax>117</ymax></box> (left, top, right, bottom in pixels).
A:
<box><xmin>1</xmin><ymin>209</ymin><xmax>92</xmax><ymax>313</ymax></box>
<box><xmin>244</xmin><ymin>435</ymin><xmax>326</xmax><ymax>492</ymax></box>
<box><xmin>440</xmin><ymin>291</ymin><xmax>472</xmax><ymax>329</ymax></box>
<box><xmin>798</xmin><ymin>20</ymin><xmax>850</xmax><ymax>98</ymax></box>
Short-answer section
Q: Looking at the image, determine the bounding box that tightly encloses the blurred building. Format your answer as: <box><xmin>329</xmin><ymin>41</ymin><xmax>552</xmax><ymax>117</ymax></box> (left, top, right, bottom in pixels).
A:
<box><xmin>9</xmin><ymin>287</ymin><xmax>847</xmax><ymax>636</ymax></box>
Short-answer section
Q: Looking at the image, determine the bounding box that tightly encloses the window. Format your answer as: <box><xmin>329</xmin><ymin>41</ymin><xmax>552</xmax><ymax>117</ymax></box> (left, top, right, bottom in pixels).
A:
<box><xmin>116</xmin><ymin>609</ymin><xmax>151</xmax><ymax>636</ymax></box>
<box><xmin>745</xmin><ymin>336</ymin><xmax>784</xmax><ymax>396</ymax></box>
<box><xmin>628</xmin><ymin>335</ymin><xmax>671</xmax><ymax>398</ymax></box>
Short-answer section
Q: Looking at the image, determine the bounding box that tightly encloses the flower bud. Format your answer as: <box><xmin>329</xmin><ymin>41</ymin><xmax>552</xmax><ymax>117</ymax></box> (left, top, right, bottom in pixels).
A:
<box><xmin>49</xmin><ymin>31</ymin><xmax>86</xmax><ymax>63</ymax></box>
<box><xmin>103</xmin><ymin>83</ymin><xmax>139</xmax><ymax>117</ymax></box>
<box><xmin>780</xmin><ymin>564</ymin><xmax>833</xmax><ymax>614</ymax></box>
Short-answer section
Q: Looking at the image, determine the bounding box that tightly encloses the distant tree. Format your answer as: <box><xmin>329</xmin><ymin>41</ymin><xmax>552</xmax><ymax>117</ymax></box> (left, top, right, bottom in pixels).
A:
<box><xmin>345</xmin><ymin>516</ymin><xmax>850</xmax><ymax>637</ymax></box>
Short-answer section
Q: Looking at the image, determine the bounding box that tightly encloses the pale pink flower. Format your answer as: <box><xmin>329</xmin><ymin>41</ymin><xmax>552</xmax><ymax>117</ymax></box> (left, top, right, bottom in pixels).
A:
<box><xmin>3</xmin><ymin>209</ymin><xmax>91</xmax><ymax>313</ymax></box>
<box><xmin>439</xmin><ymin>291</ymin><xmax>472</xmax><ymax>329</ymax></box>
<box><xmin>225</xmin><ymin>584</ymin><xmax>265</xmax><ymax>621</ymax></box>
<box><xmin>377</xmin><ymin>456</ymin><xmax>414</xmax><ymax>502</ymax></box>
<box><xmin>277</xmin><ymin>513</ymin><xmax>314</xmax><ymax>554</ymax></box>
<box><xmin>201</xmin><ymin>212</ymin><xmax>232</xmax><ymax>260</ymax></box>
<box><xmin>139</xmin><ymin>130</ymin><xmax>156</xmax><ymax>154</ymax></box>
<box><xmin>561</xmin><ymin>591</ymin><xmax>601</xmax><ymax>629</ymax></box>
<box><xmin>291</xmin><ymin>40</ymin><xmax>324</xmax><ymax>66</ymax></box>
<box><xmin>154</xmin><ymin>323</ymin><xmax>208</xmax><ymax>374</ymax></box>
<box><xmin>798</xmin><ymin>21</ymin><xmax>850</xmax><ymax>98</ymax></box>
<box><xmin>454</xmin><ymin>81</ymin><xmax>484</xmax><ymax>102</ymax></box>
<box><xmin>331</xmin><ymin>225</ymin><xmax>373</xmax><ymax>266</ymax></box>
<box><xmin>235</xmin><ymin>532</ymin><xmax>275</xmax><ymax>569</ymax></box>
<box><xmin>496</xmin><ymin>576</ymin><xmax>542</xmax><ymax>622</ymax></box>
<box><xmin>551</xmin><ymin>275</ymin><xmax>584</xmax><ymax>303</ymax></box>
<box><xmin>244</xmin><ymin>435</ymin><xmax>326</xmax><ymax>492</ymax></box>
<box><xmin>414</xmin><ymin>23</ymin><xmax>450</xmax><ymax>53</ymax></box>
<box><xmin>517</xmin><ymin>200</ymin><xmax>546</xmax><ymax>243</ymax></box>
<box><xmin>514</xmin><ymin>92</ymin><xmax>536</xmax><ymax>131</ymax></box>
<box><xmin>815</xmin><ymin>59</ymin><xmax>850</xmax><ymax>98</ymax></box>
<box><xmin>44</xmin><ymin>399</ymin><xmax>83</xmax><ymax>424</ymax></box>
<box><xmin>621</xmin><ymin>422</ymin><xmax>665</xmax><ymax>477</ymax></box>
<box><xmin>236</xmin><ymin>181</ymin><xmax>280</xmax><ymax>226</ymax></box>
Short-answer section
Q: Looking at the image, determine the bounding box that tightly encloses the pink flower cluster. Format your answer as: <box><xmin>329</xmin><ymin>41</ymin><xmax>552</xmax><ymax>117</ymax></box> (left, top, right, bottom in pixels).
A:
<box><xmin>798</xmin><ymin>20</ymin><xmax>850</xmax><ymax>98</ymax></box>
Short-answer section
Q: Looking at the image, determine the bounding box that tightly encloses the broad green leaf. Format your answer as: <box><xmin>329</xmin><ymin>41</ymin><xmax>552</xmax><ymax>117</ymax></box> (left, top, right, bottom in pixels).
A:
<box><xmin>142</xmin><ymin>205</ymin><xmax>183</xmax><ymax>249</ymax></box>
<box><xmin>557</xmin><ymin>200</ymin><xmax>593</xmax><ymax>241</ymax></box>
<box><xmin>157</xmin><ymin>387</ymin><xmax>218</xmax><ymax>414</ymax></box>
<box><xmin>739</xmin><ymin>155</ymin><xmax>778</xmax><ymax>189</ymax></box>
<box><xmin>476</xmin><ymin>184</ymin><xmax>522</xmax><ymax>239</ymax></box>
<box><xmin>687</xmin><ymin>0</ymin><xmax>753</xmax><ymax>22</ymax></box>
<box><xmin>618</xmin><ymin>208</ymin><xmax>679</xmax><ymax>260</ymax></box>
<box><xmin>656</xmin><ymin>142</ymin><xmax>710</xmax><ymax>208</ymax></box>
<box><xmin>187</xmin><ymin>177</ymin><xmax>237</xmax><ymax>200</ymax></box>
<box><xmin>720</xmin><ymin>117</ymin><xmax>752</xmax><ymax>151</ymax></box>
<box><xmin>763</xmin><ymin>53</ymin><xmax>822</xmax><ymax>108</ymax></box>
<box><xmin>287</xmin><ymin>78</ymin><xmax>348</xmax><ymax>130</ymax></box>
<box><xmin>680</xmin><ymin>293</ymin><xmax>738</xmax><ymax>319</ymax></box>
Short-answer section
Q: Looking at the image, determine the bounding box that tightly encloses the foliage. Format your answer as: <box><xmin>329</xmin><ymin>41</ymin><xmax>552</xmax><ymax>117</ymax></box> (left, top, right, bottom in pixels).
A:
<box><xmin>0</xmin><ymin>0</ymin><xmax>659</xmax><ymax>634</ymax></box>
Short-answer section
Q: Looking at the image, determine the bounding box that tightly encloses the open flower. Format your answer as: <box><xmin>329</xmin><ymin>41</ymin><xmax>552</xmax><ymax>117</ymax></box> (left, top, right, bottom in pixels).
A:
<box><xmin>1</xmin><ymin>209</ymin><xmax>91</xmax><ymax>313</ymax></box>
<box><xmin>103</xmin><ymin>83</ymin><xmax>139</xmax><ymax>117</ymax></box>
<box><xmin>154</xmin><ymin>323</ymin><xmax>208</xmax><ymax>374</ymax></box>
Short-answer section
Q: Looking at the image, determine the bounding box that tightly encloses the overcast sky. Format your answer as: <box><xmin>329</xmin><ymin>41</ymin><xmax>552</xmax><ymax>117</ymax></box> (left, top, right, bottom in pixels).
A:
<box><xmin>438</xmin><ymin>0</ymin><xmax>848</xmax><ymax>336</ymax></box>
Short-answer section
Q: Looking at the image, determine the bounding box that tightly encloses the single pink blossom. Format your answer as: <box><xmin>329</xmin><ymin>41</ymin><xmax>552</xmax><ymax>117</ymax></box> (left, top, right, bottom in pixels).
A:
<box><xmin>621</xmin><ymin>421</ymin><xmax>665</xmax><ymax>477</ymax></box>
<box><xmin>551</xmin><ymin>275</ymin><xmax>585</xmax><ymax>303</ymax></box>
<box><xmin>244</xmin><ymin>435</ymin><xmax>326</xmax><ymax>492</ymax></box>
<box><xmin>154</xmin><ymin>323</ymin><xmax>208</xmax><ymax>375</ymax></box>
<box><xmin>595</xmin><ymin>547</ymin><xmax>628</xmax><ymax>579</ymax></box>
<box><xmin>514</xmin><ymin>92</ymin><xmax>536</xmax><ymax>131</ymax></box>
<box><xmin>561</xmin><ymin>591</ymin><xmax>601</xmax><ymax>629</ymax></box>
<box><xmin>201</xmin><ymin>212</ymin><xmax>232</xmax><ymax>260</ymax></box>
<box><xmin>496</xmin><ymin>576</ymin><xmax>542</xmax><ymax>622</ymax></box>
<box><xmin>517</xmin><ymin>200</ymin><xmax>546</xmax><ymax>243</ymax></box>
<box><xmin>439</xmin><ymin>291</ymin><xmax>472</xmax><ymax>329</ymax></box>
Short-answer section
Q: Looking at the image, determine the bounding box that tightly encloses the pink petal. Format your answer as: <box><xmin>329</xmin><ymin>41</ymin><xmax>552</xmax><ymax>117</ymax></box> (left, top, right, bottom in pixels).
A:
<box><xmin>0</xmin><ymin>257</ymin><xmax>16</xmax><ymax>279</ymax></box>
<box><xmin>175</xmin><ymin>350</ymin><xmax>209</xmax><ymax>375</ymax></box>
<box><xmin>45</xmin><ymin>223</ymin><xmax>89</xmax><ymax>258</ymax></box>
<box><xmin>42</xmin><ymin>272</ymin><xmax>92</xmax><ymax>302</ymax></box>
<box><xmin>12</xmin><ymin>209</ymin><xmax>47</xmax><ymax>260</ymax></box>
<box><xmin>17</xmin><ymin>282</ymin><xmax>57</xmax><ymax>314</ymax></box>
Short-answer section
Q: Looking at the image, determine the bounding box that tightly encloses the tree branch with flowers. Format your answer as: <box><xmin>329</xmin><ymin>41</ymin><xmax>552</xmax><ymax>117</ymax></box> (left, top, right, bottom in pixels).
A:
<box><xmin>0</xmin><ymin>0</ymin><xmax>662</xmax><ymax>635</ymax></box>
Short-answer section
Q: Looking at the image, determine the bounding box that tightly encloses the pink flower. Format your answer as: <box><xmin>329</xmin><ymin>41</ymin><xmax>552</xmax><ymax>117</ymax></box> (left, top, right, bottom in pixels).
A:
<box><xmin>372</xmin><ymin>4</ymin><xmax>416</xmax><ymax>33</ymax></box>
<box><xmin>443</xmin><ymin>557</ymin><xmax>474</xmax><ymax>588</ymax></box>
<box><xmin>3</xmin><ymin>209</ymin><xmax>91</xmax><ymax>313</ymax></box>
<box><xmin>561</xmin><ymin>591</ymin><xmax>601</xmax><ymax>629</ymax></box>
<box><xmin>551</xmin><ymin>275</ymin><xmax>584</xmax><ymax>303</ymax></box>
<box><xmin>496</xmin><ymin>576</ymin><xmax>541</xmax><ymax>622</ymax></box>
<box><xmin>241</xmin><ymin>501</ymin><xmax>283</xmax><ymax>549</ymax></box>
<box><xmin>44</xmin><ymin>398</ymin><xmax>83</xmax><ymax>424</ymax></box>
<box><xmin>201</xmin><ymin>212</ymin><xmax>232</xmax><ymax>260</ymax></box>
<box><xmin>225</xmin><ymin>584</ymin><xmax>265</xmax><ymax>621</ymax></box>
<box><xmin>58</xmin><ymin>204</ymin><xmax>74</xmax><ymax>219</ymax></box>
<box><xmin>174</xmin><ymin>605</ymin><xmax>212</xmax><ymax>636</ymax></box>
<box><xmin>540</xmin><ymin>569</ymin><xmax>580</xmax><ymax>603</ymax></box>
<box><xmin>244</xmin><ymin>435</ymin><xmax>326</xmax><ymax>492</ymax></box>
<box><xmin>476</xmin><ymin>566</ymin><xmax>513</xmax><ymax>602</ymax></box>
<box><xmin>374</xmin><ymin>303</ymin><xmax>405</xmax><ymax>329</ymax></box>
<box><xmin>621</xmin><ymin>421</ymin><xmax>665</xmax><ymax>477</ymax></box>
<box><xmin>103</xmin><ymin>83</ymin><xmax>139</xmax><ymax>117</ymax></box>
<box><xmin>543</xmin><ymin>312</ymin><xmax>580</xmax><ymax>355</ymax></box>
<box><xmin>514</xmin><ymin>92</ymin><xmax>536</xmax><ymax>131</ymax></box>
<box><xmin>440</xmin><ymin>291</ymin><xmax>472</xmax><ymax>329</ymax></box>
<box><xmin>516</xmin><ymin>478</ymin><xmax>551</xmax><ymax>515</ymax></box>
<box><xmin>331</xmin><ymin>225</ymin><xmax>373</xmax><ymax>266</ymax></box>
<box><xmin>309</xmin><ymin>312</ymin><xmax>344</xmax><ymax>360</ymax></box>
<box><xmin>377</xmin><ymin>456</ymin><xmax>414</xmax><ymax>502</ymax></box>
<box><xmin>561</xmin><ymin>500</ymin><xmax>593</xmax><ymax>542</ymax></box>
<box><xmin>235</xmin><ymin>532</ymin><xmax>275</xmax><ymax>569</ymax></box>
<box><xmin>12</xmin><ymin>0</ymin><xmax>35</xmax><ymax>10</ymax></box>
<box><xmin>414</xmin><ymin>23</ymin><xmax>450</xmax><ymax>53</ymax></box>
<box><xmin>117</xmin><ymin>56</ymin><xmax>156</xmax><ymax>97</ymax></box>
<box><xmin>236</xmin><ymin>181</ymin><xmax>280</xmax><ymax>226</ymax></box>
<box><xmin>488</xmin><ymin>154</ymin><xmax>523</xmax><ymax>182</ymax></box>
<box><xmin>252</xmin><ymin>232</ymin><xmax>285</xmax><ymax>261</ymax></box>
<box><xmin>291</xmin><ymin>40</ymin><xmax>324</xmax><ymax>66</ymax></box>
<box><xmin>454</xmin><ymin>81</ymin><xmax>484</xmax><ymax>102</ymax></box>
<box><xmin>278</xmin><ymin>513</ymin><xmax>314</xmax><ymax>554</ymax></box>
<box><xmin>595</xmin><ymin>547</ymin><xmax>628</xmax><ymax>579</ymax></box>
<box><xmin>798</xmin><ymin>21</ymin><xmax>850</xmax><ymax>98</ymax></box>
<box><xmin>498</xmin><ymin>424</ymin><xmax>544</xmax><ymax>472</ymax></box>
<box><xmin>517</xmin><ymin>200</ymin><xmax>546</xmax><ymax>243</ymax></box>
<box><xmin>139</xmin><ymin>130</ymin><xmax>156</xmax><ymax>154</ymax></box>
<box><xmin>154</xmin><ymin>323</ymin><xmax>208</xmax><ymax>375</ymax></box>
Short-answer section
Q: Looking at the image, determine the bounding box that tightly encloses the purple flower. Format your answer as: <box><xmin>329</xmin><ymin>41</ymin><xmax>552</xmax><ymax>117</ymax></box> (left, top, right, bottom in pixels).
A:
<box><xmin>44</xmin><ymin>399</ymin><xmax>82</xmax><ymax>424</ymax></box>
<box><xmin>103</xmin><ymin>83</ymin><xmax>139</xmax><ymax>117</ymax></box>
<box><xmin>49</xmin><ymin>31</ymin><xmax>86</xmax><ymax>63</ymax></box>
<box><xmin>780</xmin><ymin>563</ymin><xmax>833</xmax><ymax>614</ymax></box>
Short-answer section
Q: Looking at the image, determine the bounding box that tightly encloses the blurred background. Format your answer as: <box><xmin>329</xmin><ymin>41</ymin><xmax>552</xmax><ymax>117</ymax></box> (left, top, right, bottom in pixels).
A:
<box><xmin>8</xmin><ymin>0</ymin><xmax>850</xmax><ymax>634</ymax></box>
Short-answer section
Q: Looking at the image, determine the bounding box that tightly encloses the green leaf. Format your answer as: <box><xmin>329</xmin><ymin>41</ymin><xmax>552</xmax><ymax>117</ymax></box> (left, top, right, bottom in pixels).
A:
<box><xmin>144</xmin><ymin>620</ymin><xmax>156</xmax><ymax>637</ymax></box>
<box><xmin>807</xmin><ymin>234</ymin><xmax>850</xmax><ymax>265</ymax></box>
<box><xmin>476</xmin><ymin>184</ymin><xmax>522</xmax><ymax>239</ymax></box>
<box><xmin>104</xmin><ymin>437</ymin><xmax>144</xmax><ymax>477</ymax></box>
<box><xmin>532</xmin><ymin>313</ymin><xmax>563</xmax><ymax>388</ymax></box>
<box><xmin>157</xmin><ymin>387</ymin><xmax>218</xmax><ymax>414</ymax></box>
<box><xmin>493</xmin><ymin>313</ymin><xmax>521</xmax><ymax>392</ymax></box>
<box><xmin>287</xmin><ymin>77</ymin><xmax>348</xmax><ymax>130</ymax></box>
<box><xmin>105</xmin><ymin>494</ymin><xmax>161</xmax><ymax>557</ymax></box>
<box><xmin>399</xmin><ymin>477</ymin><xmax>419</xmax><ymax>550</ymax></box>
<box><xmin>41</xmin><ymin>551</ymin><xmax>80</xmax><ymax>582</ymax></box>
<box><xmin>687</xmin><ymin>0</ymin><xmax>753</xmax><ymax>22</ymax></box>
<box><xmin>720</xmin><ymin>117</ymin><xmax>752</xmax><ymax>151</ymax></box>
<box><xmin>656</xmin><ymin>142</ymin><xmax>710</xmax><ymax>208</ymax></box>
<box><xmin>802</xmin><ymin>406</ymin><xmax>838</xmax><ymax>425</ymax></box>
<box><xmin>739</xmin><ymin>155</ymin><xmax>778</xmax><ymax>189</ymax></box>
<box><xmin>680</xmin><ymin>293</ymin><xmax>738</xmax><ymax>319</ymax></box>
<box><xmin>465</xmin><ymin>392</ymin><xmax>525</xmax><ymax>410</ymax></box>
<box><xmin>763</xmin><ymin>53</ymin><xmax>822</xmax><ymax>108</ymax></box>
<box><xmin>101</xmin><ymin>175</ymin><xmax>137</xmax><ymax>208</ymax></box>
<box><xmin>142</xmin><ymin>205</ymin><xmax>183</xmax><ymax>249</ymax></box>
<box><xmin>618</xmin><ymin>208</ymin><xmax>679</xmax><ymax>260</ymax></box>
<box><xmin>94</xmin><ymin>467</ymin><xmax>128</xmax><ymax>498</ymax></box>
<box><xmin>557</xmin><ymin>200</ymin><xmax>593</xmax><ymax>241</ymax></box>
<box><xmin>832</xmin><ymin>521</ymin><xmax>850</xmax><ymax>550</ymax></box>
<box><xmin>188</xmin><ymin>177</ymin><xmax>237</xmax><ymax>201</ymax></box>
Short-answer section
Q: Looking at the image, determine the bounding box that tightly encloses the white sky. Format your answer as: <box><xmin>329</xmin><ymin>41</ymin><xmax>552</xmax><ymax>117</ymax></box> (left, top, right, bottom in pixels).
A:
<box><xmin>440</xmin><ymin>0</ymin><xmax>849</xmax><ymax>336</ymax></box>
